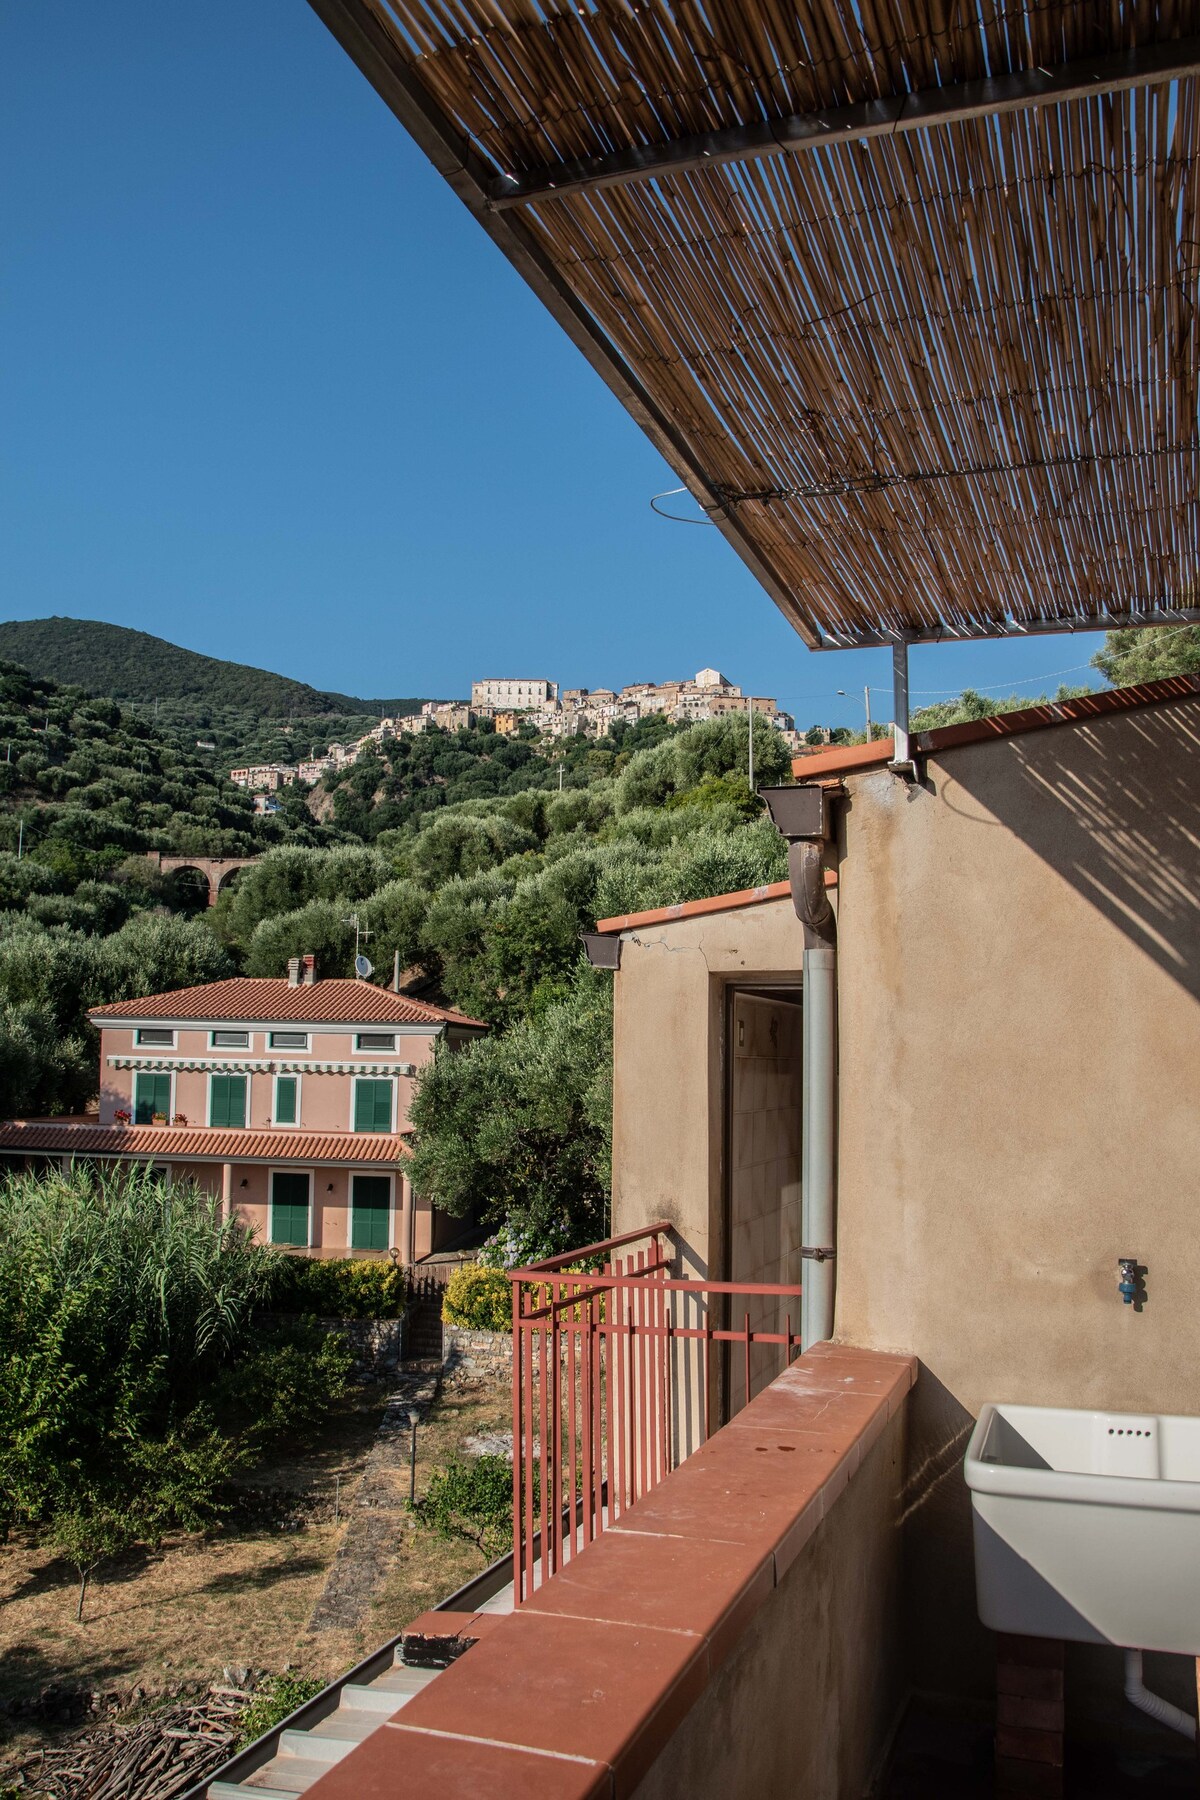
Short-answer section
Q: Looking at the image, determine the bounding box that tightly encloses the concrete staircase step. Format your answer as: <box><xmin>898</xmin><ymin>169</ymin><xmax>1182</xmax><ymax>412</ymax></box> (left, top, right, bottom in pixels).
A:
<box><xmin>340</xmin><ymin>1668</ymin><xmax>440</xmax><ymax>1710</ymax></box>
<box><xmin>210</xmin><ymin>1785</ymin><xmax>297</xmax><ymax>1800</ymax></box>
<box><xmin>277</xmin><ymin>1723</ymin><xmax>372</xmax><ymax>1763</ymax></box>
<box><xmin>238</xmin><ymin>1759</ymin><xmax>334</xmax><ymax>1794</ymax></box>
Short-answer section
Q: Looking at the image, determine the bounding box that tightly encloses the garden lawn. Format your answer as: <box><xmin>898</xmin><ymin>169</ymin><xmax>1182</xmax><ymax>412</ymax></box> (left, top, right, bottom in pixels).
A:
<box><xmin>0</xmin><ymin>1378</ymin><xmax>392</xmax><ymax>1722</ymax></box>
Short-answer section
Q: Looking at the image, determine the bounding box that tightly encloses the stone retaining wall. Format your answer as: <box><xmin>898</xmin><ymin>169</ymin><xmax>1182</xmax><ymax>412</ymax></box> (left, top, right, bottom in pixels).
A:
<box><xmin>263</xmin><ymin>1314</ymin><xmax>404</xmax><ymax>1377</ymax></box>
<box><xmin>443</xmin><ymin>1325</ymin><xmax>512</xmax><ymax>1379</ymax></box>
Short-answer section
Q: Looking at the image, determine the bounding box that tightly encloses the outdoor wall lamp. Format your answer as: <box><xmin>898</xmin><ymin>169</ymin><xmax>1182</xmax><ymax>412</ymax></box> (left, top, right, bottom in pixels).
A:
<box><xmin>239</xmin><ymin>1178</ymin><xmax>248</xmax><ymax>1189</ymax></box>
<box><xmin>582</xmin><ymin>930</ymin><xmax>621</xmax><ymax>970</ymax></box>
<box><xmin>326</xmin><ymin>1183</ymin><xmax>334</xmax><ymax>1192</ymax></box>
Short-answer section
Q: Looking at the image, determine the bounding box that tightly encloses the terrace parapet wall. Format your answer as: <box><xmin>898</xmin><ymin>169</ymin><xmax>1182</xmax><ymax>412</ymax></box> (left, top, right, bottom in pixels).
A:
<box><xmin>303</xmin><ymin>1342</ymin><xmax>915</xmax><ymax>1800</ymax></box>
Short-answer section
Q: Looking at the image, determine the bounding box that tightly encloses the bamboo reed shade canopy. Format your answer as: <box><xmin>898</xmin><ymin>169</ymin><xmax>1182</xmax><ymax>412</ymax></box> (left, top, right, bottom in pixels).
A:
<box><xmin>306</xmin><ymin>1</ymin><xmax>1200</xmax><ymax>650</ymax></box>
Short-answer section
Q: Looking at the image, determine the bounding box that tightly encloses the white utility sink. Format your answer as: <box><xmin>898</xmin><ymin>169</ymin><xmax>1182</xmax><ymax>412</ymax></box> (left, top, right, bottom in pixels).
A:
<box><xmin>965</xmin><ymin>1403</ymin><xmax>1200</xmax><ymax>1655</ymax></box>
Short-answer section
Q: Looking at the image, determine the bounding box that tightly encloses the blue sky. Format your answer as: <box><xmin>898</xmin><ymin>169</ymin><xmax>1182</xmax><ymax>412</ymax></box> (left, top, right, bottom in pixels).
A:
<box><xmin>1</xmin><ymin>3</ymin><xmax>1107</xmax><ymax>728</ymax></box>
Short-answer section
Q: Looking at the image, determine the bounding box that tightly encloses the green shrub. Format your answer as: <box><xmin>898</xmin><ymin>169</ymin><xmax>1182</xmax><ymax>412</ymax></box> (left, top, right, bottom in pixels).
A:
<box><xmin>441</xmin><ymin>1263</ymin><xmax>512</xmax><ymax>1333</ymax></box>
<box><xmin>214</xmin><ymin>1319</ymin><xmax>354</xmax><ymax>1448</ymax></box>
<box><xmin>271</xmin><ymin>1255</ymin><xmax>407</xmax><ymax>1319</ymax></box>
<box><xmin>409</xmin><ymin>1453</ymin><xmax>517</xmax><ymax>1557</ymax></box>
<box><xmin>236</xmin><ymin>1672</ymin><xmax>325</xmax><ymax>1749</ymax></box>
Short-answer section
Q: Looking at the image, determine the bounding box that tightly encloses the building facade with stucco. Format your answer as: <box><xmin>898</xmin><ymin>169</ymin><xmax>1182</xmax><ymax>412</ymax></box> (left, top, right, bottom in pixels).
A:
<box><xmin>0</xmin><ymin>960</ymin><xmax>486</xmax><ymax>1263</ymax></box>
<box><xmin>590</xmin><ymin>673</ymin><xmax>1200</xmax><ymax>1730</ymax></box>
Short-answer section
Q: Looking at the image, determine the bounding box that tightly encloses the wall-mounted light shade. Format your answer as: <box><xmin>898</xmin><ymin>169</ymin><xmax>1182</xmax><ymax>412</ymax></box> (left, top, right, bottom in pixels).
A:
<box><xmin>582</xmin><ymin>931</ymin><xmax>622</xmax><ymax>970</ymax></box>
<box><xmin>758</xmin><ymin>784</ymin><xmax>829</xmax><ymax>841</ymax></box>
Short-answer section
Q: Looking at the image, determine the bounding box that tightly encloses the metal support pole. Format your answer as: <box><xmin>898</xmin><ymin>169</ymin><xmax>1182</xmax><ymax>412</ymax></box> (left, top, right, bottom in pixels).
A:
<box><xmin>890</xmin><ymin>641</ymin><xmax>918</xmax><ymax>779</ymax></box>
<box><xmin>801</xmin><ymin>944</ymin><xmax>837</xmax><ymax>1349</ymax></box>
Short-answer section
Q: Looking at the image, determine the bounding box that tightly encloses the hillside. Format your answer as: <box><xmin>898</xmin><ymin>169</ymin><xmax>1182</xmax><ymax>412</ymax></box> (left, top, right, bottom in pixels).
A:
<box><xmin>0</xmin><ymin>657</ymin><xmax>335</xmax><ymax>881</ymax></box>
<box><xmin>0</xmin><ymin>618</ymin><xmax>429</xmax><ymax>719</ymax></box>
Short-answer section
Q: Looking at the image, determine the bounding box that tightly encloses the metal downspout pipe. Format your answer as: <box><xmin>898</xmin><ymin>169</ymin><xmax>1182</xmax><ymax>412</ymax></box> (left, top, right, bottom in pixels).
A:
<box><xmin>790</xmin><ymin>837</ymin><xmax>837</xmax><ymax>1349</ymax></box>
<box><xmin>802</xmin><ymin>930</ymin><xmax>837</xmax><ymax>1349</ymax></box>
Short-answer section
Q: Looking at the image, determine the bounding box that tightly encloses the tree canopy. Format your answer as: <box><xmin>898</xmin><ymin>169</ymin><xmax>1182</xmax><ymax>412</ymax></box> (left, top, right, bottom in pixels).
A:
<box><xmin>1091</xmin><ymin>626</ymin><xmax>1200</xmax><ymax>690</ymax></box>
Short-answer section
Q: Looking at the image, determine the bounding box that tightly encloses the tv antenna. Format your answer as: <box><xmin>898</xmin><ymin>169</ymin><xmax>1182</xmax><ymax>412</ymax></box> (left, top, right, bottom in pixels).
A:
<box><xmin>341</xmin><ymin>912</ymin><xmax>372</xmax><ymax>976</ymax></box>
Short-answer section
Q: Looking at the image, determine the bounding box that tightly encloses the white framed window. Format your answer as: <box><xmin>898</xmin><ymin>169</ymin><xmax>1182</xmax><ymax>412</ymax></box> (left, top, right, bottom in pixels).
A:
<box><xmin>273</xmin><ymin>1072</ymin><xmax>302</xmax><ymax>1127</ymax></box>
<box><xmin>211</xmin><ymin>1029</ymin><xmax>251</xmax><ymax>1049</ymax></box>
<box><xmin>136</xmin><ymin>1027</ymin><xmax>176</xmax><ymax>1048</ymax></box>
<box><xmin>355</xmin><ymin>1032</ymin><xmax>397</xmax><ymax>1053</ymax></box>
<box><xmin>133</xmin><ymin>1070</ymin><xmax>175</xmax><ymax>1124</ymax></box>
<box><xmin>207</xmin><ymin>1071</ymin><xmax>248</xmax><ymax>1129</ymax></box>
<box><xmin>269</xmin><ymin>1030</ymin><xmax>309</xmax><ymax>1051</ymax></box>
<box><xmin>351</xmin><ymin>1076</ymin><xmax>395</xmax><ymax>1134</ymax></box>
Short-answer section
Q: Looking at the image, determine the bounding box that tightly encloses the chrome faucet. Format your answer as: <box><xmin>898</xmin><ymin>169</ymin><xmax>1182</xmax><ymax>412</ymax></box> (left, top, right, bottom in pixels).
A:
<box><xmin>1118</xmin><ymin>1258</ymin><xmax>1140</xmax><ymax>1305</ymax></box>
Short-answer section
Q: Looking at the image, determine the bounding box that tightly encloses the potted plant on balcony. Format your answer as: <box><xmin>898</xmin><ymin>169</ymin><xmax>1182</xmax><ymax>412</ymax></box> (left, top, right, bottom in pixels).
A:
<box><xmin>114</xmin><ymin>1108</ymin><xmax>131</xmax><ymax>1125</ymax></box>
<box><xmin>151</xmin><ymin>1112</ymin><xmax>167</xmax><ymax>1125</ymax></box>
<box><xmin>172</xmin><ymin>1114</ymin><xmax>189</xmax><ymax>1126</ymax></box>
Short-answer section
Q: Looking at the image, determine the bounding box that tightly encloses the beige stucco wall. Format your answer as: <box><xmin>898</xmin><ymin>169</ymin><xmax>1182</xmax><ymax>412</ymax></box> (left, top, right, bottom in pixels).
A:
<box><xmin>834</xmin><ymin>692</ymin><xmax>1200</xmax><ymax>1707</ymax></box>
<box><xmin>608</xmin><ymin>693</ymin><xmax>1200</xmax><ymax>1723</ymax></box>
<box><xmin>610</xmin><ymin>898</ymin><xmax>808</xmax><ymax>1277</ymax></box>
<box><xmin>631</xmin><ymin>1404</ymin><xmax>906</xmax><ymax>1800</ymax></box>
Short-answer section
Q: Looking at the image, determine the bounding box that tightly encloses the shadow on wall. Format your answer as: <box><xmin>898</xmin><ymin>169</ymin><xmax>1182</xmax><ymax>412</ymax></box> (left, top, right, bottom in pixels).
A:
<box><xmin>937</xmin><ymin>699</ymin><xmax>1200</xmax><ymax>1001</ymax></box>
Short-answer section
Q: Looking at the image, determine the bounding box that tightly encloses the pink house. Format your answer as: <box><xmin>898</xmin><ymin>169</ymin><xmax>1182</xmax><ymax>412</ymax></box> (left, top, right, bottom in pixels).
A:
<box><xmin>0</xmin><ymin>958</ymin><xmax>486</xmax><ymax>1260</ymax></box>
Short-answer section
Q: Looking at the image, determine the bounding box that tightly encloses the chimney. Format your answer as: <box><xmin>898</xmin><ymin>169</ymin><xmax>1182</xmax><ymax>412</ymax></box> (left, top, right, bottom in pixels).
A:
<box><xmin>301</xmin><ymin>954</ymin><xmax>317</xmax><ymax>985</ymax></box>
<box><xmin>287</xmin><ymin>957</ymin><xmax>302</xmax><ymax>986</ymax></box>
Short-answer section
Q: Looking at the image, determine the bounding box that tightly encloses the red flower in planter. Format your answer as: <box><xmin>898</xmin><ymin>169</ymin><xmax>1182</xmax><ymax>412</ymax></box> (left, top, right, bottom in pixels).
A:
<box><xmin>172</xmin><ymin>1114</ymin><xmax>189</xmax><ymax>1126</ymax></box>
<box><xmin>114</xmin><ymin>1109</ymin><xmax>132</xmax><ymax>1125</ymax></box>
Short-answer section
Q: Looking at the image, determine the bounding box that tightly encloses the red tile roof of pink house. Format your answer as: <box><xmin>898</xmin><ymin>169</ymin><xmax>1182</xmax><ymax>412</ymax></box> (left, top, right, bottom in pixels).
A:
<box><xmin>88</xmin><ymin>978</ymin><xmax>486</xmax><ymax>1029</ymax></box>
<box><xmin>0</xmin><ymin>1121</ymin><xmax>409</xmax><ymax>1163</ymax></box>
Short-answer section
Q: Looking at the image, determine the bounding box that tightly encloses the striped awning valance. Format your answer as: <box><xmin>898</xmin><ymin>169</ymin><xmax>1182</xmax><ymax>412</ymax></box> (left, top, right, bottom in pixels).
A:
<box><xmin>108</xmin><ymin>1057</ymin><xmax>417</xmax><ymax>1076</ymax></box>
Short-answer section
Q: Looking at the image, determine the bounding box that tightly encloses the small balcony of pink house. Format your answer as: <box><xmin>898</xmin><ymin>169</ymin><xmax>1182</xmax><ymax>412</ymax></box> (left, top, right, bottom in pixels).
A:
<box><xmin>297</xmin><ymin>1223</ymin><xmax>916</xmax><ymax>1800</ymax></box>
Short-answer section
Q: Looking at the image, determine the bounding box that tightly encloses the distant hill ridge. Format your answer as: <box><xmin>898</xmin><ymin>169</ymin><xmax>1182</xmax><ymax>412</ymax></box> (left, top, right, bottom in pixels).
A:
<box><xmin>0</xmin><ymin>618</ymin><xmax>431</xmax><ymax>719</ymax></box>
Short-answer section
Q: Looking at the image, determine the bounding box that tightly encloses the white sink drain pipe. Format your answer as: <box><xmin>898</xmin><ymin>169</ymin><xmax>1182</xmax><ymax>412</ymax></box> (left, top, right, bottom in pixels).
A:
<box><xmin>1124</xmin><ymin>1650</ymin><xmax>1196</xmax><ymax>1740</ymax></box>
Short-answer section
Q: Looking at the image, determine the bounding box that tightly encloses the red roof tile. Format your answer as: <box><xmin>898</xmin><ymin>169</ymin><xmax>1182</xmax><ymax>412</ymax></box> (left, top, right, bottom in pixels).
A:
<box><xmin>0</xmin><ymin>1122</ymin><xmax>409</xmax><ymax>1163</ymax></box>
<box><xmin>88</xmin><ymin>978</ymin><xmax>486</xmax><ymax>1029</ymax></box>
<box><xmin>791</xmin><ymin>672</ymin><xmax>1200</xmax><ymax>780</ymax></box>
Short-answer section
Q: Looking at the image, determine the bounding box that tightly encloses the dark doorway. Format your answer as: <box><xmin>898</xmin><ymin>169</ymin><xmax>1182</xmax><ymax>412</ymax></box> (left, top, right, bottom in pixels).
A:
<box><xmin>722</xmin><ymin>986</ymin><xmax>803</xmax><ymax>1418</ymax></box>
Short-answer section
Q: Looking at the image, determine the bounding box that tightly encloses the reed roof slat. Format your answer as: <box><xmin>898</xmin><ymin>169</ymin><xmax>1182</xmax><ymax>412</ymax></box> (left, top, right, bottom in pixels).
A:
<box><xmin>314</xmin><ymin>0</ymin><xmax>1200</xmax><ymax>645</ymax></box>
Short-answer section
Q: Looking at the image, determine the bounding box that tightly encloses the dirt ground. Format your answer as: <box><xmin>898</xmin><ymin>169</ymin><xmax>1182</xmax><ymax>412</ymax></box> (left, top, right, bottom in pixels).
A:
<box><xmin>0</xmin><ymin>1372</ymin><xmax>511</xmax><ymax>1761</ymax></box>
<box><xmin>356</xmin><ymin>1374</ymin><xmax>512</xmax><ymax>1658</ymax></box>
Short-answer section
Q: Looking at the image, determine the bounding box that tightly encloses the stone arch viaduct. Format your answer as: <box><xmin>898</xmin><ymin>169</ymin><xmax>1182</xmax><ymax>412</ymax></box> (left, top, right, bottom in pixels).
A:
<box><xmin>147</xmin><ymin>853</ymin><xmax>260</xmax><ymax>908</ymax></box>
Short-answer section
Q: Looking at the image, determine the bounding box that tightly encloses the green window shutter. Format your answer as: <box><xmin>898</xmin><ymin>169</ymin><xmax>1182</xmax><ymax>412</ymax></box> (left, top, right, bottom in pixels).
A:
<box><xmin>351</xmin><ymin>1174</ymin><xmax>391</xmax><ymax>1250</ymax></box>
<box><xmin>354</xmin><ymin>1079</ymin><xmax>393</xmax><ymax>1133</ymax></box>
<box><xmin>271</xmin><ymin>1172</ymin><xmax>310</xmax><ymax>1247</ymax></box>
<box><xmin>275</xmin><ymin>1076</ymin><xmax>298</xmax><ymax>1125</ymax></box>
<box><xmin>134</xmin><ymin>1072</ymin><xmax>171</xmax><ymax>1124</ymax></box>
<box><xmin>209</xmin><ymin>1074</ymin><xmax>247</xmax><ymax>1129</ymax></box>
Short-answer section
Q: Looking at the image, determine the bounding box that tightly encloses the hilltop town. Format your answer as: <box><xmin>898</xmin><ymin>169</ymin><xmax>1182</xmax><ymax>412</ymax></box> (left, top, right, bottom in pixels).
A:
<box><xmin>230</xmin><ymin>666</ymin><xmax>805</xmax><ymax>800</ymax></box>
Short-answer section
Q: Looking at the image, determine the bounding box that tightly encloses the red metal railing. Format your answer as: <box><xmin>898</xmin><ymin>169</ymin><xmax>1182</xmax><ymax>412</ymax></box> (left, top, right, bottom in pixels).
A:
<box><xmin>508</xmin><ymin>1223</ymin><xmax>804</xmax><ymax>1602</ymax></box>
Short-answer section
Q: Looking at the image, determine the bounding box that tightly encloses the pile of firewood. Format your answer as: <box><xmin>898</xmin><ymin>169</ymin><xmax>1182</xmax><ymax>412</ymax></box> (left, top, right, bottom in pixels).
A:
<box><xmin>1</xmin><ymin>1685</ymin><xmax>251</xmax><ymax>1800</ymax></box>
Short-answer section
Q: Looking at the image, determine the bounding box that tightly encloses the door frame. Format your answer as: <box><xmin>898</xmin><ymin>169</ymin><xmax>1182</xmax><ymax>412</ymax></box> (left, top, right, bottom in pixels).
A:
<box><xmin>349</xmin><ymin>1169</ymin><xmax>396</xmax><ymax>1252</ymax></box>
<box><xmin>269</xmin><ymin>1167</ymin><xmax>313</xmax><ymax>1248</ymax></box>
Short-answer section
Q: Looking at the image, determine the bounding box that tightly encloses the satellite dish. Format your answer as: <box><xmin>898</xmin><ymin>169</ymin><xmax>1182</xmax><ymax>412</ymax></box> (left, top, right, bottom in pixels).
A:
<box><xmin>355</xmin><ymin>954</ymin><xmax>374</xmax><ymax>980</ymax></box>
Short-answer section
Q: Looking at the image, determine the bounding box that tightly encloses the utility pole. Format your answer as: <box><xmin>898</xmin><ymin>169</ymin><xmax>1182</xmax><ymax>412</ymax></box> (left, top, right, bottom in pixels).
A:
<box><xmin>838</xmin><ymin>687</ymin><xmax>875</xmax><ymax>741</ymax></box>
<box><xmin>16</xmin><ymin>820</ymin><xmax>23</xmax><ymax>861</ymax></box>
<box><xmin>748</xmin><ymin>700</ymin><xmax>755</xmax><ymax>793</ymax></box>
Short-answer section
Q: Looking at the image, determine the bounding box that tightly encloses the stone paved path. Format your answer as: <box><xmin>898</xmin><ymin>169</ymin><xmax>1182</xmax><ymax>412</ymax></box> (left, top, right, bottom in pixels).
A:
<box><xmin>305</xmin><ymin>1361</ymin><xmax>442</xmax><ymax>1637</ymax></box>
